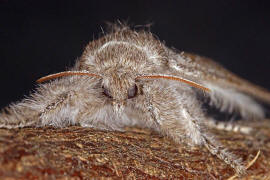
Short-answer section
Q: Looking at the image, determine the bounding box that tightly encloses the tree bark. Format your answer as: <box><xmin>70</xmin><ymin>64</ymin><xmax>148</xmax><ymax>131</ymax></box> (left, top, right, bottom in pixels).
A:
<box><xmin>0</xmin><ymin>120</ymin><xmax>269</xmax><ymax>179</ymax></box>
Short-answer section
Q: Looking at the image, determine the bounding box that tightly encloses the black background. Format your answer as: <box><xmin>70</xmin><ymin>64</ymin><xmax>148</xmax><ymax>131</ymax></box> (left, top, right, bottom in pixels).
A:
<box><xmin>0</xmin><ymin>0</ymin><xmax>270</xmax><ymax>109</ymax></box>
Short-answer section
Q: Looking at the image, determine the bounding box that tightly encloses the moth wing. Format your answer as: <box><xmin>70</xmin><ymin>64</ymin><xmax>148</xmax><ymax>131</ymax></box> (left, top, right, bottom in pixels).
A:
<box><xmin>168</xmin><ymin>51</ymin><xmax>270</xmax><ymax>119</ymax></box>
<box><xmin>170</xmin><ymin>51</ymin><xmax>270</xmax><ymax>103</ymax></box>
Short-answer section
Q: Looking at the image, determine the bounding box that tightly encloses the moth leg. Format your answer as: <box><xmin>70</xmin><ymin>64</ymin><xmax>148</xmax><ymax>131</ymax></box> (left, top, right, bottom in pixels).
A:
<box><xmin>143</xmin><ymin>84</ymin><xmax>246</xmax><ymax>175</ymax></box>
<box><xmin>38</xmin><ymin>91</ymin><xmax>80</xmax><ymax>127</ymax></box>
<box><xmin>0</xmin><ymin>77</ymin><xmax>96</xmax><ymax>129</ymax></box>
<box><xmin>0</xmin><ymin>102</ymin><xmax>40</xmax><ymax>128</ymax></box>
<box><xmin>205</xmin><ymin>119</ymin><xmax>252</xmax><ymax>134</ymax></box>
<box><xmin>181</xmin><ymin>109</ymin><xmax>246</xmax><ymax>175</ymax></box>
<box><xmin>0</xmin><ymin>89</ymin><xmax>76</xmax><ymax>128</ymax></box>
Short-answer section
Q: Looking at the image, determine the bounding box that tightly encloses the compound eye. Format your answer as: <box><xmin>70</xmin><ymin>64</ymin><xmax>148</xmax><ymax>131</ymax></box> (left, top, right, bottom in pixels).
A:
<box><xmin>127</xmin><ymin>85</ymin><xmax>138</xmax><ymax>99</ymax></box>
<box><xmin>102</xmin><ymin>86</ymin><xmax>112</xmax><ymax>98</ymax></box>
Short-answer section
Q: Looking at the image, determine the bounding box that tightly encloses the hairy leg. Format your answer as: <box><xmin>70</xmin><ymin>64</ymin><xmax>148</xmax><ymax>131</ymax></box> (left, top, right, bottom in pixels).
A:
<box><xmin>0</xmin><ymin>77</ymin><xmax>102</xmax><ymax>128</ymax></box>
<box><xmin>143</xmin><ymin>82</ymin><xmax>245</xmax><ymax>174</ymax></box>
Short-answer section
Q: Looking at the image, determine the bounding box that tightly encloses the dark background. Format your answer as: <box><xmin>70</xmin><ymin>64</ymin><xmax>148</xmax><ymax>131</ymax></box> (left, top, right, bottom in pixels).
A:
<box><xmin>0</xmin><ymin>0</ymin><xmax>270</xmax><ymax>108</ymax></box>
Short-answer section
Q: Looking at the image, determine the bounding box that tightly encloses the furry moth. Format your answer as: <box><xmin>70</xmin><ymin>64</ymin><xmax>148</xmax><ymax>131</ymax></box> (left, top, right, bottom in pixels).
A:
<box><xmin>1</xmin><ymin>24</ymin><xmax>270</xmax><ymax>175</ymax></box>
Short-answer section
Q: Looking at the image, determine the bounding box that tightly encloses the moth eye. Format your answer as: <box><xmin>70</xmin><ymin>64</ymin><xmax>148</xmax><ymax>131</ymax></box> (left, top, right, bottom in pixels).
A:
<box><xmin>102</xmin><ymin>86</ymin><xmax>112</xmax><ymax>98</ymax></box>
<box><xmin>127</xmin><ymin>85</ymin><xmax>138</xmax><ymax>99</ymax></box>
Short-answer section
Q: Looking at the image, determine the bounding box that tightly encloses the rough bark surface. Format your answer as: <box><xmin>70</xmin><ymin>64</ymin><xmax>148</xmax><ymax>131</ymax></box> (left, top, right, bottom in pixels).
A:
<box><xmin>0</xmin><ymin>120</ymin><xmax>270</xmax><ymax>180</ymax></box>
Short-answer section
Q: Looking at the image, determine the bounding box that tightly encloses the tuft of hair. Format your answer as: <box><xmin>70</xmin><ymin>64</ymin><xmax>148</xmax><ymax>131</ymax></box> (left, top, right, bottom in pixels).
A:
<box><xmin>206</xmin><ymin>84</ymin><xmax>265</xmax><ymax>120</ymax></box>
<box><xmin>104</xmin><ymin>20</ymin><xmax>153</xmax><ymax>34</ymax></box>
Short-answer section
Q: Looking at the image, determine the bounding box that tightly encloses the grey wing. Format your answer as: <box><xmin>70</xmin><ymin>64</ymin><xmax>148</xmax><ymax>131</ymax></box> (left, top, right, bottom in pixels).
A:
<box><xmin>167</xmin><ymin>50</ymin><xmax>270</xmax><ymax>119</ymax></box>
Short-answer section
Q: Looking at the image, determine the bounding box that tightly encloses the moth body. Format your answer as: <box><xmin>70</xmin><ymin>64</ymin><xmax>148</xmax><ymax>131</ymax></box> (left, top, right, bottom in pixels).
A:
<box><xmin>1</xmin><ymin>24</ymin><xmax>270</xmax><ymax>175</ymax></box>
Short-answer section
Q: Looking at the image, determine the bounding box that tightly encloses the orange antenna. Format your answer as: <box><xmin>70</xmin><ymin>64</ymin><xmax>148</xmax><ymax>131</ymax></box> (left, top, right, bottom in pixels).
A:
<box><xmin>136</xmin><ymin>75</ymin><xmax>210</xmax><ymax>92</ymax></box>
<box><xmin>37</xmin><ymin>71</ymin><xmax>101</xmax><ymax>83</ymax></box>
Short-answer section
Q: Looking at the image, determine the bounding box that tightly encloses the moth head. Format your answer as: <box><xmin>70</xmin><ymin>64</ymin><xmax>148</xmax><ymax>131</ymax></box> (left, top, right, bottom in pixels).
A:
<box><xmin>36</xmin><ymin>70</ymin><xmax>141</xmax><ymax>114</ymax></box>
<box><xmin>101</xmin><ymin>72</ymin><xmax>139</xmax><ymax>114</ymax></box>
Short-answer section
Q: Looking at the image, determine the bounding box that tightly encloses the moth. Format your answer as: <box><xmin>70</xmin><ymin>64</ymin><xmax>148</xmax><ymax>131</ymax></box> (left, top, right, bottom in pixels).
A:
<box><xmin>0</xmin><ymin>24</ymin><xmax>269</xmax><ymax>175</ymax></box>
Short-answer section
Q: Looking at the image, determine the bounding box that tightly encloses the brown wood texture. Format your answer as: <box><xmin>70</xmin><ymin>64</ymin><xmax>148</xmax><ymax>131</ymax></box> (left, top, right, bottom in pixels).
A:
<box><xmin>0</xmin><ymin>120</ymin><xmax>269</xmax><ymax>180</ymax></box>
